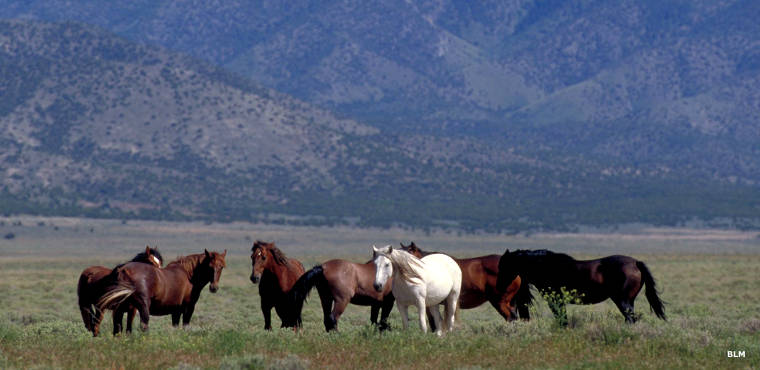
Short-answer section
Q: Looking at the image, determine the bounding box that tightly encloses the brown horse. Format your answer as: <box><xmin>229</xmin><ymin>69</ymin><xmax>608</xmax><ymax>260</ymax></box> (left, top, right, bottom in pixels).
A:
<box><xmin>77</xmin><ymin>246</ymin><xmax>163</xmax><ymax>336</ymax></box>
<box><xmin>496</xmin><ymin>249</ymin><xmax>666</xmax><ymax>324</ymax></box>
<box><xmin>249</xmin><ymin>241</ymin><xmax>305</xmax><ymax>330</ymax></box>
<box><xmin>401</xmin><ymin>242</ymin><xmax>522</xmax><ymax>327</ymax></box>
<box><xmin>289</xmin><ymin>258</ymin><xmax>395</xmax><ymax>332</ymax></box>
<box><xmin>99</xmin><ymin>249</ymin><xmax>227</xmax><ymax>334</ymax></box>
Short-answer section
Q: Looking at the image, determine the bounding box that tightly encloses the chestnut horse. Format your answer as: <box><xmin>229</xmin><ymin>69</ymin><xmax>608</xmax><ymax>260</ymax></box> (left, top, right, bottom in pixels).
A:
<box><xmin>249</xmin><ymin>241</ymin><xmax>305</xmax><ymax>330</ymax></box>
<box><xmin>77</xmin><ymin>246</ymin><xmax>163</xmax><ymax>336</ymax></box>
<box><xmin>497</xmin><ymin>249</ymin><xmax>666</xmax><ymax>324</ymax></box>
<box><xmin>401</xmin><ymin>242</ymin><xmax>522</xmax><ymax>329</ymax></box>
<box><xmin>99</xmin><ymin>249</ymin><xmax>226</xmax><ymax>334</ymax></box>
<box><xmin>289</xmin><ymin>258</ymin><xmax>395</xmax><ymax>332</ymax></box>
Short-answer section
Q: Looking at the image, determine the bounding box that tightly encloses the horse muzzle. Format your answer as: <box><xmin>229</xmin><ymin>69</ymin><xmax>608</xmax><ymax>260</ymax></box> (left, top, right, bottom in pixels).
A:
<box><xmin>373</xmin><ymin>282</ymin><xmax>383</xmax><ymax>292</ymax></box>
<box><xmin>209</xmin><ymin>284</ymin><xmax>219</xmax><ymax>293</ymax></box>
<box><xmin>250</xmin><ymin>274</ymin><xmax>260</xmax><ymax>284</ymax></box>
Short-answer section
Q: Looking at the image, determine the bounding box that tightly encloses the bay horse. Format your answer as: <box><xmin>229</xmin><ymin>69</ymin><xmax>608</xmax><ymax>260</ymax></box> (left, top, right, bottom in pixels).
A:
<box><xmin>249</xmin><ymin>241</ymin><xmax>305</xmax><ymax>330</ymax></box>
<box><xmin>77</xmin><ymin>246</ymin><xmax>163</xmax><ymax>336</ymax></box>
<box><xmin>289</xmin><ymin>256</ymin><xmax>395</xmax><ymax>332</ymax></box>
<box><xmin>401</xmin><ymin>242</ymin><xmax>522</xmax><ymax>328</ymax></box>
<box><xmin>99</xmin><ymin>249</ymin><xmax>226</xmax><ymax>334</ymax></box>
<box><xmin>373</xmin><ymin>245</ymin><xmax>461</xmax><ymax>336</ymax></box>
<box><xmin>496</xmin><ymin>249</ymin><xmax>666</xmax><ymax>324</ymax></box>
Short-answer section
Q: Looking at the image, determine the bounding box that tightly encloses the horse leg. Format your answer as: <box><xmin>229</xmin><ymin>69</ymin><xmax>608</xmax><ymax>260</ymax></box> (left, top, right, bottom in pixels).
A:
<box><xmin>182</xmin><ymin>304</ymin><xmax>196</xmax><ymax>326</ymax></box>
<box><xmin>443</xmin><ymin>294</ymin><xmax>458</xmax><ymax>333</ymax></box>
<box><xmin>318</xmin><ymin>290</ymin><xmax>336</xmax><ymax>332</ymax></box>
<box><xmin>397</xmin><ymin>304</ymin><xmax>410</xmax><ymax>330</ymax></box>
<box><xmin>378</xmin><ymin>295</ymin><xmax>395</xmax><ymax>331</ymax></box>
<box><xmin>134</xmin><ymin>294</ymin><xmax>151</xmax><ymax>332</ymax></box>
<box><xmin>126</xmin><ymin>307</ymin><xmax>137</xmax><ymax>333</ymax></box>
<box><xmin>427</xmin><ymin>306</ymin><xmax>443</xmax><ymax>336</ymax></box>
<box><xmin>112</xmin><ymin>308</ymin><xmax>125</xmax><ymax>336</ymax></box>
<box><xmin>327</xmin><ymin>297</ymin><xmax>350</xmax><ymax>332</ymax></box>
<box><xmin>416</xmin><ymin>297</ymin><xmax>428</xmax><ymax>333</ymax></box>
<box><xmin>171</xmin><ymin>312</ymin><xmax>181</xmax><ymax>327</ymax></box>
<box><xmin>613</xmin><ymin>298</ymin><xmax>637</xmax><ymax>324</ymax></box>
<box><xmin>261</xmin><ymin>299</ymin><xmax>273</xmax><ymax>330</ymax></box>
<box><xmin>426</xmin><ymin>310</ymin><xmax>437</xmax><ymax>333</ymax></box>
<box><xmin>370</xmin><ymin>303</ymin><xmax>380</xmax><ymax>325</ymax></box>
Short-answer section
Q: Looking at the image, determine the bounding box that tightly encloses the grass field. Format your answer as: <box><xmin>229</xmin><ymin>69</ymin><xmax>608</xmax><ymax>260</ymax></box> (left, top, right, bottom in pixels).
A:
<box><xmin>1</xmin><ymin>216</ymin><xmax>758</xmax><ymax>369</ymax></box>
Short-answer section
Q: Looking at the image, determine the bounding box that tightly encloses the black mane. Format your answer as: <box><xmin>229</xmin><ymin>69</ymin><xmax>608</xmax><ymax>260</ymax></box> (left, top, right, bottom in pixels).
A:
<box><xmin>113</xmin><ymin>247</ymin><xmax>163</xmax><ymax>270</ymax></box>
<box><xmin>131</xmin><ymin>247</ymin><xmax>163</xmax><ymax>265</ymax></box>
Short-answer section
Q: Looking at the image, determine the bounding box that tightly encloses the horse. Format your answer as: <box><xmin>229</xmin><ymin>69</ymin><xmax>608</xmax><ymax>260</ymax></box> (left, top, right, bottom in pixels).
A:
<box><xmin>289</xmin><ymin>257</ymin><xmax>395</xmax><ymax>332</ymax></box>
<box><xmin>496</xmin><ymin>249</ymin><xmax>666</xmax><ymax>324</ymax></box>
<box><xmin>400</xmin><ymin>242</ymin><xmax>521</xmax><ymax>328</ymax></box>
<box><xmin>99</xmin><ymin>249</ymin><xmax>227</xmax><ymax>334</ymax></box>
<box><xmin>249</xmin><ymin>241</ymin><xmax>305</xmax><ymax>330</ymax></box>
<box><xmin>77</xmin><ymin>246</ymin><xmax>163</xmax><ymax>336</ymax></box>
<box><xmin>372</xmin><ymin>245</ymin><xmax>461</xmax><ymax>336</ymax></box>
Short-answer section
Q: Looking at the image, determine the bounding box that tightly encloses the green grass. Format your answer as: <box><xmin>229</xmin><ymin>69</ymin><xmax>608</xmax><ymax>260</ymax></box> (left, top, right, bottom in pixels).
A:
<box><xmin>1</xmin><ymin>216</ymin><xmax>759</xmax><ymax>368</ymax></box>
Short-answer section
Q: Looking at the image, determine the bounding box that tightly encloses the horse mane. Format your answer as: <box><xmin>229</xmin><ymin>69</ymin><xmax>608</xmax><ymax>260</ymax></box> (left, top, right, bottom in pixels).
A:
<box><xmin>167</xmin><ymin>253</ymin><xmax>205</xmax><ymax>273</ymax></box>
<box><xmin>388</xmin><ymin>248</ymin><xmax>428</xmax><ymax>283</ymax></box>
<box><xmin>253</xmin><ymin>241</ymin><xmax>290</xmax><ymax>266</ymax></box>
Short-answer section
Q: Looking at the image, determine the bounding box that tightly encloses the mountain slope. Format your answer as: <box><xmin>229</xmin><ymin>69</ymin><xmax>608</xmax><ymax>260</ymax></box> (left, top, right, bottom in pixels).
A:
<box><xmin>2</xmin><ymin>0</ymin><xmax>759</xmax><ymax>187</ymax></box>
<box><xmin>1</xmin><ymin>19</ymin><xmax>758</xmax><ymax>231</ymax></box>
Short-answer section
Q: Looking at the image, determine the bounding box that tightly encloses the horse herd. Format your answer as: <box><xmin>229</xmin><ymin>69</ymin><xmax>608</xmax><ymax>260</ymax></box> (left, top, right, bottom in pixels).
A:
<box><xmin>77</xmin><ymin>241</ymin><xmax>666</xmax><ymax>337</ymax></box>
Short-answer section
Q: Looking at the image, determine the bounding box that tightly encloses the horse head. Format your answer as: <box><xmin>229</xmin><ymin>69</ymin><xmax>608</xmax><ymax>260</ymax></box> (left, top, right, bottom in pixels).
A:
<box><xmin>203</xmin><ymin>249</ymin><xmax>227</xmax><ymax>293</ymax></box>
<box><xmin>250</xmin><ymin>240</ymin><xmax>273</xmax><ymax>284</ymax></box>
<box><xmin>372</xmin><ymin>245</ymin><xmax>394</xmax><ymax>292</ymax></box>
<box><xmin>399</xmin><ymin>242</ymin><xmax>423</xmax><ymax>258</ymax></box>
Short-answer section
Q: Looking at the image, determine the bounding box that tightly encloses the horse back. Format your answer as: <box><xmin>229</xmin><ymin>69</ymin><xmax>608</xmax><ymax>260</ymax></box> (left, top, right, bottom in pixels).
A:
<box><xmin>420</xmin><ymin>254</ymin><xmax>462</xmax><ymax>298</ymax></box>
<box><xmin>119</xmin><ymin>262</ymin><xmax>192</xmax><ymax>310</ymax></box>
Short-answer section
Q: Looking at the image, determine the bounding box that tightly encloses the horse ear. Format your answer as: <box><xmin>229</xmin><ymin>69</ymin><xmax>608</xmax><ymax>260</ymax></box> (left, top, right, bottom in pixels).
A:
<box><xmin>205</xmin><ymin>249</ymin><xmax>210</xmax><ymax>258</ymax></box>
<box><xmin>372</xmin><ymin>245</ymin><xmax>379</xmax><ymax>253</ymax></box>
<box><xmin>145</xmin><ymin>245</ymin><xmax>151</xmax><ymax>255</ymax></box>
<box><xmin>222</xmin><ymin>249</ymin><xmax>227</xmax><ymax>257</ymax></box>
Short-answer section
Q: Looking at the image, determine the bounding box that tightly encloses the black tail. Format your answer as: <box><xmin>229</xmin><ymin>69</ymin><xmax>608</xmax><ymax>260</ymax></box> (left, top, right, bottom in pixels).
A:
<box><xmin>637</xmin><ymin>261</ymin><xmax>666</xmax><ymax>320</ymax></box>
<box><xmin>287</xmin><ymin>265</ymin><xmax>326</xmax><ymax>328</ymax></box>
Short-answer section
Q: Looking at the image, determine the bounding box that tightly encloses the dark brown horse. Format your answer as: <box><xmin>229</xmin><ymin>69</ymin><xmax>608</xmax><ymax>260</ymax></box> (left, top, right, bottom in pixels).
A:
<box><xmin>77</xmin><ymin>246</ymin><xmax>163</xmax><ymax>336</ymax></box>
<box><xmin>99</xmin><ymin>249</ymin><xmax>227</xmax><ymax>334</ymax></box>
<box><xmin>496</xmin><ymin>249</ymin><xmax>666</xmax><ymax>324</ymax></box>
<box><xmin>401</xmin><ymin>242</ymin><xmax>522</xmax><ymax>327</ymax></box>
<box><xmin>289</xmin><ymin>258</ymin><xmax>395</xmax><ymax>332</ymax></box>
<box><xmin>249</xmin><ymin>241</ymin><xmax>305</xmax><ymax>330</ymax></box>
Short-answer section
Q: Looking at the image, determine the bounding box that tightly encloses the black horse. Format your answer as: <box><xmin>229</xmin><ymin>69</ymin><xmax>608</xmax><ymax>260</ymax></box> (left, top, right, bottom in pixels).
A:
<box><xmin>496</xmin><ymin>249</ymin><xmax>665</xmax><ymax>324</ymax></box>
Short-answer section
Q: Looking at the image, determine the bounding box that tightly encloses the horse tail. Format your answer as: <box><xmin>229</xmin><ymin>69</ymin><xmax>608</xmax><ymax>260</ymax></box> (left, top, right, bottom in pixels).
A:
<box><xmin>288</xmin><ymin>265</ymin><xmax>326</xmax><ymax>328</ymax></box>
<box><xmin>97</xmin><ymin>268</ymin><xmax>136</xmax><ymax>311</ymax></box>
<box><xmin>637</xmin><ymin>261</ymin><xmax>666</xmax><ymax>320</ymax></box>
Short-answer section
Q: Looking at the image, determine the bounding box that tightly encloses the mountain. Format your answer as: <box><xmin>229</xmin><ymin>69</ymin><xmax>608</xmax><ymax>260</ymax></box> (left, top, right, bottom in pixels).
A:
<box><xmin>2</xmin><ymin>1</ymin><xmax>759</xmax><ymax>185</ymax></box>
<box><xmin>1</xmin><ymin>3</ymin><xmax>759</xmax><ymax>231</ymax></box>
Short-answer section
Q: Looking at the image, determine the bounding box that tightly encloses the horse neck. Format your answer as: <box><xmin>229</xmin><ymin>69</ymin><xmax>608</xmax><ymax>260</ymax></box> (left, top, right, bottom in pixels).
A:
<box><xmin>167</xmin><ymin>254</ymin><xmax>206</xmax><ymax>283</ymax></box>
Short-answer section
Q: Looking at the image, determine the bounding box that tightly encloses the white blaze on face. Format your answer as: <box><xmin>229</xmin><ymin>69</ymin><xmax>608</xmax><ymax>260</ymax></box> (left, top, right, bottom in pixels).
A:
<box><xmin>151</xmin><ymin>255</ymin><xmax>161</xmax><ymax>267</ymax></box>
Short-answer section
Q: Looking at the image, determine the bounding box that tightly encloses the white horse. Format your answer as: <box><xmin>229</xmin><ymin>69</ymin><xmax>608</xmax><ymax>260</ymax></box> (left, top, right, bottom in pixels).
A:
<box><xmin>372</xmin><ymin>245</ymin><xmax>462</xmax><ymax>336</ymax></box>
